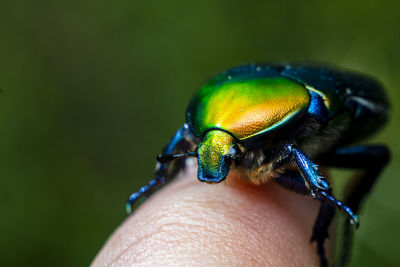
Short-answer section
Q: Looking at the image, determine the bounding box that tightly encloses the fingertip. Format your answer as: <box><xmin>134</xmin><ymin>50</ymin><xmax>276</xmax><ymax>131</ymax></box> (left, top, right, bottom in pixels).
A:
<box><xmin>93</xmin><ymin>168</ymin><xmax>321</xmax><ymax>266</ymax></box>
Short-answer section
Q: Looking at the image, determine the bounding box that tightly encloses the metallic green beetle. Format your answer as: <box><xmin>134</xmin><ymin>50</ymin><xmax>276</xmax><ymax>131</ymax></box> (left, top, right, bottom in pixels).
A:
<box><xmin>126</xmin><ymin>64</ymin><xmax>390</xmax><ymax>267</ymax></box>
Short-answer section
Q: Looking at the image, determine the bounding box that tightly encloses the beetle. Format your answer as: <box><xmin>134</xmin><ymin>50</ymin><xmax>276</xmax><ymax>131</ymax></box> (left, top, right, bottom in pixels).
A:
<box><xmin>126</xmin><ymin>63</ymin><xmax>390</xmax><ymax>266</ymax></box>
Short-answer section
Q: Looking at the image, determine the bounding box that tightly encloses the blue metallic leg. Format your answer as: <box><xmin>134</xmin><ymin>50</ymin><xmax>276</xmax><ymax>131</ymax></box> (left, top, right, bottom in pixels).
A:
<box><xmin>317</xmin><ymin>144</ymin><xmax>390</xmax><ymax>266</ymax></box>
<box><xmin>274</xmin><ymin>169</ymin><xmax>309</xmax><ymax>195</ymax></box>
<box><xmin>316</xmin><ymin>191</ymin><xmax>358</xmax><ymax>226</ymax></box>
<box><xmin>281</xmin><ymin>145</ymin><xmax>359</xmax><ymax>225</ymax></box>
<box><xmin>275</xmin><ymin>145</ymin><xmax>360</xmax><ymax>267</ymax></box>
<box><xmin>291</xmin><ymin>146</ymin><xmax>329</xmax><ymax>190</ymax></box>
<box><xmin>126</xmin><ymin>124</ymin><xmax>195</xmax><ymax>214</ymax></box>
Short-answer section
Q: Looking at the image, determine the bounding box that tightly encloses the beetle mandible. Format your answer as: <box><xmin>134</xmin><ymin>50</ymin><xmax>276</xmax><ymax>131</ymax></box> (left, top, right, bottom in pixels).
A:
<box><xmin>126</xmin><ymin>63</ymin><xmax>390</xmax><ymax>267</ymax></box>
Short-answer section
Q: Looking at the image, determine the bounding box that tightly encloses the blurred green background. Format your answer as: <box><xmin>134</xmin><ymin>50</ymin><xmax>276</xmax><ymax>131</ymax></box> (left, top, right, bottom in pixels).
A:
<box><xmin>0</xmin><ymin>0</ymin><xmax>399</xmax><ymax>266</ymax></box>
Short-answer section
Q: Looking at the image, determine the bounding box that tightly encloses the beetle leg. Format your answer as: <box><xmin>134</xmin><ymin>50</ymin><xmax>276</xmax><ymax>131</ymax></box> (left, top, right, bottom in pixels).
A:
<box><xmin>313</xmin><ymin>190</ymin><xmax>359</xmax><ymax>226</ymax></box>
<box><xmin>279</xmin><ymin>144</ymin><xmax>329</xmax><ymax>191</ymax></box>
<box><xmin>311</xmin><ymin>201</ymin><xmax>336</xmax><ymax>267</ymax></box>
<box><xmin>285</xmin><ymin>145</ymin><xmax>359</xmax><ymax>225</ymax></box>
<box><xmin>274</xmin><ymin>169</ymin><xmax>309</xmax><ymax>195</ymax></box>
<box><xmin>126</xmin><ymin>124</ymin><xmax>197</xmax><ymax>214</ymax></box>
<box><xmin>317</xmin><ymin>145</ymin><xmax>390</xmax><ymax>212</ymax></box>
<box><xmin>275</xmin><ymin>170</ymin><xmax>335</xmax><ymax>267</ymax></box>
<box><xmin>316</xmin><ymin>144</ymin><xmax>390</xmax><ymax>266</ymax></box>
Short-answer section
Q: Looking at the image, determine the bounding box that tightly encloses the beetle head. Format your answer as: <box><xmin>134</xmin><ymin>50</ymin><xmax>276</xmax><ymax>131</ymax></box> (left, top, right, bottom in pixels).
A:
<box><xmin>196</xmin><ymin>130</ymin><xmax>242</xmax><ymax>183</ymax></box>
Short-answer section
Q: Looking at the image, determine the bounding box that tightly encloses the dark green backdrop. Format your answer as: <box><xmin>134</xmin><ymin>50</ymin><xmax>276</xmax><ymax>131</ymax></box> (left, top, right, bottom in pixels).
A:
<box><xmin>1</xmin><ymin>1</ymin><xmax>399</xmax><ymax>266</ymax></box>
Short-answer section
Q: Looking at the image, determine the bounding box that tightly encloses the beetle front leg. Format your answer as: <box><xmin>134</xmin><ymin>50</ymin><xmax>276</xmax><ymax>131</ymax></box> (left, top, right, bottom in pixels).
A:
<box><xmin>126</xmin><ymin>124</ymin><xmax>196</xmax><ymax>214</ymax></box>
<box><xmin>280</xmin><ymin>144</ymin><xmax>359</xmax><ymax>226</ymax></box>
<box><xmin>290</xmin><ymin>146</ymin><xmax>329</xmax><ymax>191</ymax></box>
<box><xmin>277</xmin><ymin>144</ymin><xmax>329</xmax><ymax>191</ymax></box>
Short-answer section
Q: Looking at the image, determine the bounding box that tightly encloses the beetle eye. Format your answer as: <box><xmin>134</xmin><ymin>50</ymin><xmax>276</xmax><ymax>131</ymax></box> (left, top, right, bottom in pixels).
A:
<box><xmin>226</xmin><ymin>144</ymin><xmax>243</xmax><ymax>161</ymax></box>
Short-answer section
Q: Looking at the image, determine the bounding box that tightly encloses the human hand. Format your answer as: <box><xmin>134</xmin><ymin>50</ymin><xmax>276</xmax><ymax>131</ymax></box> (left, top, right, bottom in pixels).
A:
<box><xmin>93</xmin><ymin>166</ymin><xmax>321</xmax><ymax>266</ymax></box>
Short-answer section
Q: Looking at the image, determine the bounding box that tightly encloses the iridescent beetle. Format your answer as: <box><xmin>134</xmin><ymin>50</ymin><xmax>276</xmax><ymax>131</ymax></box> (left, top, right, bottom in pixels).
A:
<box><xmin>126</xmin><ymin>64</ymin><xmax>390</xmax><ymax>266</ymax></box>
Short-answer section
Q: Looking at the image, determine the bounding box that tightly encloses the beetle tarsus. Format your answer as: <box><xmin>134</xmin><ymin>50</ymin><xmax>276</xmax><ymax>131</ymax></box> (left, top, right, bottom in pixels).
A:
<box><xmin>318</xmin><ymin>190</ymin><xmax>359</xmax><ymax>228</ymax></box>
<box><xmin>126</xmin><ymin>177</ymin><xmax>165</xmax><ymax>214</ymax></box>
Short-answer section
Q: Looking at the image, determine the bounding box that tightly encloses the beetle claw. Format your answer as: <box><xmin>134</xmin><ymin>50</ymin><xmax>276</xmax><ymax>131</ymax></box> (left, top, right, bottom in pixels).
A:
<box><xmin>350</xmin><ymin>215</ymin><xmax>360</xmax><ymax>228</ymax></box>
<box><xmin>310</xmin><ymin>189</ymin><xmax>318</xmax><ymax>199</ymax></box>
<box><xmin>311</xmin><ymin>179</ymin><xmax>330</xmax><ymax>190</ymax></box>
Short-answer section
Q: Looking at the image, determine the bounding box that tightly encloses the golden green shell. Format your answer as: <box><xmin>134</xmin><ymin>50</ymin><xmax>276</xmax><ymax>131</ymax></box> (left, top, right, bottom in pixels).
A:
<box><xmin>186</xmin><ymin>76</ymin><xmax>310</xmax><ymax>140</ymax></box>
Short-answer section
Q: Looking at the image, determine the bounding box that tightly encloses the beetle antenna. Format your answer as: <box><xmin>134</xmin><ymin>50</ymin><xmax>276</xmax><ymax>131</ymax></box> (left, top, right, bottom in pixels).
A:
<box><xmin>156</xmin><ymin>152</ymin><xmax>197</xmax><ymax>163</ymax></box>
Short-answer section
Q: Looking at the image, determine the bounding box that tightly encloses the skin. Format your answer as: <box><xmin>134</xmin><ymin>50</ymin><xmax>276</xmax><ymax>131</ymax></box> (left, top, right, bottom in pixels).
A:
<box><xmin>93</xmin><ymin>165</ymin><xmax>322</xmax><ymax>266</ymax></box>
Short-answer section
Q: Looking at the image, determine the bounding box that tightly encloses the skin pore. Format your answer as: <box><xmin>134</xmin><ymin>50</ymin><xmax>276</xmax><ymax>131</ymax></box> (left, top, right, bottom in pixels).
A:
<box><xmin>93</xmin><ymin>166</ymin><xmax>322</xmax><ymax>266</ymax></box>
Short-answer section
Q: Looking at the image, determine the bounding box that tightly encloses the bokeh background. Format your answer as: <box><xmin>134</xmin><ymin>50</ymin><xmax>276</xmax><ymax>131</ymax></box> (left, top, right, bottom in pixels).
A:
<box><xmin>1</xmin><ymin>1</ymin><xmax>399</xmax><ymax>266</ymax></box>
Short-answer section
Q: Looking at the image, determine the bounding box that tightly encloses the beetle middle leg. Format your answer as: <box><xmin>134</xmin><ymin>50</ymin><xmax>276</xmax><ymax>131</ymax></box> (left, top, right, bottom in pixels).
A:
<box><xmin>126</xmin><ymin>124</ymin><xmax>197</xmax><ymax>214</ymax></box>
<box><xmin>275</xmin><ymin>144</ymin><xmax>358</xmax><ymax>224</ymax></box>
